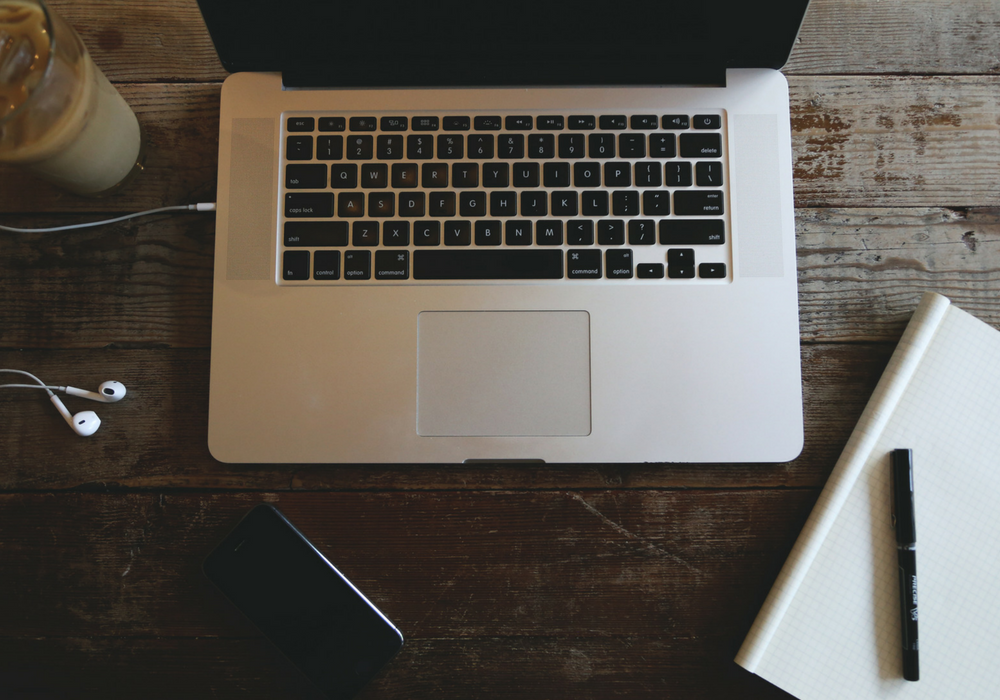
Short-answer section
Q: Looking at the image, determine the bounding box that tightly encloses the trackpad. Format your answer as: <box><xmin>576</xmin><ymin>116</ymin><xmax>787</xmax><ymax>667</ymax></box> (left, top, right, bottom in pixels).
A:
<box><xmin>417</xmin><ymin>311</ymin><xmax>591</xmax><ymax>437</ymax></box>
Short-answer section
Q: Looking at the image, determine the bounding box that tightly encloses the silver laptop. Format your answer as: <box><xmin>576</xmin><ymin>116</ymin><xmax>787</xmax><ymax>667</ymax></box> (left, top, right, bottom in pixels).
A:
<box><xmin>197</xmin><ymin>0</ymin><xmax>809</xmax><ymax>463</ymax></box>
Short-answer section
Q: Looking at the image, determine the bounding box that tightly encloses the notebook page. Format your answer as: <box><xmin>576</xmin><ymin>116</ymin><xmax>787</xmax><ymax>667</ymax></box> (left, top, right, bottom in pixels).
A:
<box><xmin>737</xmin><ymin>292</ymin><xmax>950</xmax><ymax>671</ymax></box>
<box><xmin>747</xmin><ymin>302</ymin><xmax>1000</xmax><ymax>699</ymax></box>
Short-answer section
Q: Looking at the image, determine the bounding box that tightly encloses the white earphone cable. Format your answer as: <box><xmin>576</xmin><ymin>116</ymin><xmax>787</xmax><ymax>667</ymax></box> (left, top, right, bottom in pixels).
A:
<box><xmin>0</xmin><ymin>202</ymin><xmax>216</xmax><ymax>233</ymax></box>
<box><xmin>0</xmin><ymin>369</ymin><xmax>55</xmax><ymax>397</ymax></box>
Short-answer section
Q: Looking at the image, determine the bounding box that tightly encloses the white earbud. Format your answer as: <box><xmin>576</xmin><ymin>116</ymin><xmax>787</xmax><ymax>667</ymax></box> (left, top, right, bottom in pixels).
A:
<box><xmin>64</xmin><ymin>380</ymin><xmax>127</xmax><ymax>403</ymax></box>
<box><xmin>49</xmin><ymin>395</ymin><xmax>101</xmax><ymax>437</ymax></box>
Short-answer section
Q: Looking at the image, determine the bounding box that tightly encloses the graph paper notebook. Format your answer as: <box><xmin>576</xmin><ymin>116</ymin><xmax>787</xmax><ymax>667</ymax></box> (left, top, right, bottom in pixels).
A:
<box><xmin>736</xmin><ymin>292</ymin><xmax>1000</xmax><ymax>699</ymax></box>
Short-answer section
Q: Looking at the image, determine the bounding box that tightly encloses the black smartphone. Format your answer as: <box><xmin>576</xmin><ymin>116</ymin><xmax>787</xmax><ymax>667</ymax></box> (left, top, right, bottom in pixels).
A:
<box><xmin>203</xmin><ymin>504</ymin><xmax>404</xmax><ymax>699</ymax></box>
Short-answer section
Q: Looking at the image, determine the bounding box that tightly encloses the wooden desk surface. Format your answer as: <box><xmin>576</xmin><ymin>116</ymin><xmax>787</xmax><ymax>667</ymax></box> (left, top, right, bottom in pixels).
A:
<box><xmin>1</xmin><ymin>1</ymin><xmax>998</xmax><ymax>697</ymax></box>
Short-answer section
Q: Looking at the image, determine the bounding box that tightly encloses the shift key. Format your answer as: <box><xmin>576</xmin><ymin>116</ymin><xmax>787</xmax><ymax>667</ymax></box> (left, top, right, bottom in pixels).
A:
<box><xmin>674</xmin><ymin>190</ymin><xmax>724</xmax><ymax>216</ymax></box>
<box><xmin>285</xmin><ymin>192</ymin><xmax>334</xmax><ymax>217</ymax></box>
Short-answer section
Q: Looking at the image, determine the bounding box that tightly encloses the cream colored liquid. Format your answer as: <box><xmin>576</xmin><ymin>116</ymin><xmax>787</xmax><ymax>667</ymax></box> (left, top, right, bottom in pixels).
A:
<box><xmin>0</xmin><ymin>1</ymin><xmax>142</xmax><ymax>194</ymax></box>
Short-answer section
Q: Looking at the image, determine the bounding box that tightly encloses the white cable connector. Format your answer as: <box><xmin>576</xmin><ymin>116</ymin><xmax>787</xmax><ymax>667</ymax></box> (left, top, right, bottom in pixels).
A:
<box><xmin>0</xmin><ymin>203</ymin><xmax>217</xmax><ymax>233</ymax></box>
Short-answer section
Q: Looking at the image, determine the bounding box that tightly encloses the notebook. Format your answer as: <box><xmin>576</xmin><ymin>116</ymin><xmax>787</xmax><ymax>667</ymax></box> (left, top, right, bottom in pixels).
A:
<box><xmin>196</xmin><ymin>1</ymin><xmax>810</xmax><ymax>463</ymax></box>
<box><xmin>736</xmin><ymin>292</ymin><xmax>1000</xmax><ymax>698</ymax></box>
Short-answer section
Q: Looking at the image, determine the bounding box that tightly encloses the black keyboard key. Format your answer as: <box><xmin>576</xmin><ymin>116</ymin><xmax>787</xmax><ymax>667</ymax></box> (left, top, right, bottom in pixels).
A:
<box><xmin>630</xmin><ymin>115</ymin><xmax>658</xmax><ymax>130</ymax></box>
<box><xmin>459</xmin><ymin>191</ymin><xmax>487</xmax><ymax>216</ymax></box>
<box><xmin>285</xmin><ymin>192</ymin><xmax>333</xmax><ymax>218</ymax></box>
<box><xmin>612</xmin><ymin>190</ymin><xmax>639</xmax><ymax>216</ymax></box>
<box><xmin>574</xmin><ymin>162</ymin><xmax>601</xmax><ymax>187</ymax></box>
<box><xmin>619</xmin><ymin>133</ymin><xmax>646</xmax><ymax>158</ymax></box>
<box><xmin>505</xmin><ymin>115</ymin><xmax>533</xmax><ymax>130</ymax></box>
<box><xmin>635</xmin><ymin>162</ymin><xmax>662</xmax><ymax>188</ymax></box>
<box><xmin>662</xmin><ymin>114</ymin><xmax>689</xmax><ymax>129</ymax></box>
<box><xmin>346</xmin><ymin>135</ymin><xmax>373</xmax><ymax>159</ymax></box>
<box><xmin>427</xmin><ymin>191</ymin><xmax>454</xmax><ymax>217</ymax></box>
<box><xmin>377</xmin><ymin>134</ymin><xmax>403</xmax><ymax>160</ymax></box>
<box><xmin>490</xmin><ymin>191</ymin><xmax>517</xmax><ymax>216</ymax></box>
<box><xmin>313</xmin><ymin>250</ymin><xmax>340</xmax><ymax>280</ymax></box>
<box><xmin>537</xmin><ymin>221</ymin><xmax>563</xmax><ymax>246</ymax></box>
<box><xmin>551</xmin><ymin>191</ymin><xmax>578</xmax><ymax>216</ymax></box>
<box><xmin>349</xmin><ymin>116</ymin><xmax>377</xmax><ymax>131</ymax></box>
<box><xmin>392</xmin><ymin>163</ymin><xmax>418</xmax><ymax>188</ymax></box>
<box><xmin>284</xmin><ymin>221</ymin><xmax>348</xmax><ymax>247</ymax></box>
<box><xmin>407</xmin><ymin>134</ymin><xmax>434</xmax><ymax>159</ymax></box>
<box><xmin>353</xmin><ymin>221</ymin><xmax>379</xmax><ymax>246</ymax></box>
<box><xmin>368</xmin><ymin>192</ymin><xmax>395</xmax><ymax>217</ymax></box>
<box><xmin>513</xmin><ymin>162</ymin><xmax>540</xmax><ymax>187</ymax></box>
<box><xmin>674</xmin><ymin>190</ymin><xmax>724</xmax><ymax>216</ymax></box>
<box><xmin>375</xmin><ymin>250</ymin><xmax>409</xmax><ymax>280</ymax></box>
<box><xmin>452</xmin><ymin>163</ymin><xmax>479</xmax><ymax>188</ymax></box>
<box><xmin>343</xmin><ymin>250</ymin><xmax>371</xmax><ymax>280</ymax></box>
<box><xmin>569</xmin><ymin>115</ymin><xmax>596</xmax><ymax>130</ymax></box>
<box><xmin>696</xmin><ymin>161</ymin><xmax>724</xmax><ymax>186</ymax></box>
<box><xmin>693</xmin><ymin>114</ymin><xmax>721</xmax><ymax>129</ymax></box>
<box><xmin>413</xmin><ymin>250</ymin><xmax>563</xmax><ymax>280</ymax></box>
<box><xmin>567</xmin><ymin>220</ymin><xmax>594</xmax><ymax>245</ymax></box>
<box><xmin>331</xmin><ymin>164</ymin><xmax>358</xmax><ymax>188</ymax></box>
<box><xmin>606</xmin><ymin>249</ymin><xmax>633</xmax><ymax>278</ymax></box>
<box><xmin>383</xmin><ymin>221</ymin><xmax>410</xmax><ymax>246</ymax></box>
<box><xmin>445</xmin><ymin>221</ymin><xmax>471</xmax><ymax>246</ymax></box>
<box><xmin>414</xmin><ymin>221</ymin><xmax>441</xmax><ymax>246</ymax></box>
<box><xmin>666</xmin><ymin>161</ymin><xmax>692</xmax><ymax>187</ymax></box>
<box><xmin>474</xmin><ymin>116</ymin><xmax>502</xmax><ymax>130</ymax></box>
<box><xmin>642</xmin><ymin>190</ymin><xmax>670</xmax><ymax>215</ymax></box>
<box><xmin>659</xmin><ymin>219</ymin><xmax>725</xmax><ymax>244</ymax></box>
<box><xmin>582</xmin><ymin>191</ymin><xmax>609</xmax><ymax>216</ymax></box>
<box><xmin>498</xmin><ymin>134</ymin><xmax>524</xmax><ymax>159</ymax></box>
<box><xmin>628</xmin><ymin>219</ymin><xmax>656</xmax><ymax>245</ymax></box>
<box><xmin>679</xmin><ymin>133</ymin><xmax>722</xmax><ymax>158</ymax></box>
<box><xmin>483</xmin><ymin>163</ymin><xmax>509</xmax><ymax>187</ymax></box>
<box><xmin>699</xmin><ymin>262</ymin><xmax>727</xmax><ymax>278</ymax></box>
<box><xmin>544</xmin><ymin>162</ymin><xmax>570</xmax><ymax>187</ymax></box>
<box><xmin>649</xmin><ymin>133</ymin><xmax>676</xmax><ymax>158</ymax></box>
<box><xmin>380</xmin><ymin>116</ymin><xmax>408</xmax><ymax>131</ymax></box>
<box><xmin>637</xmin><ymin>263</ymin><xmax>664</xmax><ymax>278</ymax></box>
<box><xmin>361</xmin><ymin>163</ymin><xmax>388</xmax><ymax>188</ymax></box>
<box><xmin>467</xmin><ymin>134</ymin><xmax>494</xmax><ymax>159</ymax></box>
<box><xmin>412</xmin><ymin>116</ymin><xmax>439</xmax><ymax>131</ymax></box>
<box><xmin>443</xmin><ymin>116</ymin><xmax>471</xmax><ymax>130</ymax></box>
<box><xmin>559</xmin><ymin>133</ymin><xmax>585</xmax><ymax>158</ymax></box>
<box><xmin>319</xmin><ymin>117</ymin><xmax>346</xmax><ymax>131</ymax></box>
<box><xmin>520</xmin><ymin>191</ymin><xmax>547</xmax><ymax>216</ymax></box>
<box><xmin>528</xmin><ymin>134</ymin><xmax>555</xmax><ymax>158</ymax></box>
<box><xmin>337</xmin><ymin>192</ymin><xmax>364</xmax><ymax>217</ymax></box>
<box><xmin>599</xmin><ymin>115</ymin><xmax>627</xmax><ymax>129</ymax></box>
<box><xmin>317</xmin><ymin>135</ymin><xmax>344</xmax><ymax>160</ymax></box>
<box><xmin>604</xmin><ymin>163</ymin><xmax>631</xmax><ymax>187</ymax></box>
<box><xmin>286</xmin><ymin>163</ymin><xmax>327</xmax><ymax>189</ymax></box>
<box><xmin>597</xmin><ymin>220</ymin><xmax>625</xmax><ymax>245</ymax></box>
<box><xmin>668</xmin><ymin>248</ymin><xmax>695</xmax><ymax>278</ymax></box>
<box><xmin>537</xmin><ymin>115</ymin><xmax>564</xmax><ymax>130</ymax></box>
<box><xmin>505</xmin><ymin>220</ymin><xmax>532</xmax><ymax>245</ymax></box>
<box><xmin>475</xmin><ymin>221</ymin><xmax>503</xmax><ymax>246</ymax></box>
<box><xmin>283</xmin><ymin>250</ymin><xmax>310</xmax><ymax>280</ymax></box>
<box><xmin>589</xmin><ymin>133</ymin><xmax>616</xmax><ymax>158</ymax></box>
<box><xmin>287</xmin><ymin>116</ymin><xmax>314</xmax><ymax>132</ymax></box>
<box><xmin>422</xmin><ymin>163</ymin><xmax>448</xmax><ymax>187</ymax></box>
<box><xmin>438</xmin><ymin>134</ymin><xmax>464</xmax><ymax>159</ymax></box>
<box><xmin>286</xmin><ymin>135</ymin><xmax>312</xmax><ymax>160</ymax></box>
<box><xmin>400</xmin><ymin>192</ymin><xmax>428</xmax><ymax>217</ymax></box>
<box><xmin>567</xmin><ymin>249</ymin><xmax>601</xmax><ymax>278</ymax></box>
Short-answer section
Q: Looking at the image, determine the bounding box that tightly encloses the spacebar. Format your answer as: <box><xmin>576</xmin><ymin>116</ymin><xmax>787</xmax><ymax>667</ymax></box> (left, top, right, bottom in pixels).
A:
<box><xmin>413</xmin><ymin>250</ymin><xmax>564</xmax><ymax>280</ymax></box>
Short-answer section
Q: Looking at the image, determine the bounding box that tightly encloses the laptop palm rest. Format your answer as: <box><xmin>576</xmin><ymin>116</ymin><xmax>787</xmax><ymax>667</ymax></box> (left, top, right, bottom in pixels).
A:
<box><xmin>417</xmin><ymin>311</ymin><xmax>591</xmax><ymax>437</ymax></box>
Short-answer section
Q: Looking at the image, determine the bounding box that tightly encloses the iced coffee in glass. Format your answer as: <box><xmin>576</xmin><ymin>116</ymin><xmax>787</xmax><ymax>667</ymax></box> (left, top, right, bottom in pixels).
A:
<box><xmin>0</xmin><ymin>0</ymin><xmax>145</xmax><ymax>196</ymax></box>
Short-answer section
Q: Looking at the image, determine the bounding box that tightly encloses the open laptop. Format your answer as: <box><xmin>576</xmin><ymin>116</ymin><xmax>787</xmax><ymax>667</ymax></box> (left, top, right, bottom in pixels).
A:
<box><xmin>197</xmin><ymin>0</ymin><xmax>809</xmax><ymax>464</ymax></box>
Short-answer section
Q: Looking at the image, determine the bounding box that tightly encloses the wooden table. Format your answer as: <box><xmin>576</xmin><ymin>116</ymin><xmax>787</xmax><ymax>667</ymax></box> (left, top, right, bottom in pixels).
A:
<box><xmin>1</xmin><ymin>1</ymin><xmax>998</xmax><ymax>697</ymax></box>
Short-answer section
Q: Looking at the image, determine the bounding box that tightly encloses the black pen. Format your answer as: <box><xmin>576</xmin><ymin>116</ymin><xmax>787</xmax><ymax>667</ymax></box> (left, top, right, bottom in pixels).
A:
<box><xmin>890</xmin><ymin>448</ymin><xmax>919</xmax><ymax>681</ymax></box>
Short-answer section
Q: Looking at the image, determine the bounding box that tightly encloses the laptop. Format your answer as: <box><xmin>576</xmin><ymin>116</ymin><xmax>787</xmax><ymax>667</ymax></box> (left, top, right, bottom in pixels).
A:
<box><xmin>197</xmin><ymin>0</ymin><xmax>809</xmax><ymax>464</ymax></box>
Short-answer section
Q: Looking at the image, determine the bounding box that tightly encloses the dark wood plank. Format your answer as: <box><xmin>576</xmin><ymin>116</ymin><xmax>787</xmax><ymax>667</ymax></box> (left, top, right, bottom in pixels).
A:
<box><xmin>0</xmin><ymin>343</ymin><xmax>889</xmax><ymax>490</ymax></box>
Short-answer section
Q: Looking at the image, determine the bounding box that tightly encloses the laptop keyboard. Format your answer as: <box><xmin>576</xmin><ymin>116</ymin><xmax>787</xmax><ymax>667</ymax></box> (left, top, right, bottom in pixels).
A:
<box><xmin>279</xmin><ymin>111</ymin><xmax>728</xmax><ymax>283</ymax></box>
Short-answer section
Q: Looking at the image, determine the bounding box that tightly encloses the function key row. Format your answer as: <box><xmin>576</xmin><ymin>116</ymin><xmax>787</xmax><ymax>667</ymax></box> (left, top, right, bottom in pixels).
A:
<box><xmin>287</xmin><ymin>114</ymin><xmax>722</xmax><ymax>133</ymax></box>
<box><xmin>282</xmin><ymin>248</ymin><xmax>726</xmax><ymax>281</ymax></box>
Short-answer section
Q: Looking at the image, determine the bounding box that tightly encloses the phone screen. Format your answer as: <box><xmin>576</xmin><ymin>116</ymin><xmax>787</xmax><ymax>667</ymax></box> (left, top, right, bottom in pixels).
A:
<box><xmin>204</xmin><ymin>504</ymin><xmax>403</xmax><ymax>699</ymax></box>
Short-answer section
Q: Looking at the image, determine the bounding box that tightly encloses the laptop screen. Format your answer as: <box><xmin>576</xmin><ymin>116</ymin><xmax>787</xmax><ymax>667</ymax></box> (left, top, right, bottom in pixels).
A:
<box><xmin>197</xmin><ymin>0</ymin><xmax>810</xmax><ymax>87</ymax></box>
